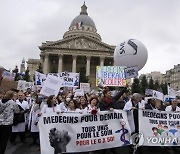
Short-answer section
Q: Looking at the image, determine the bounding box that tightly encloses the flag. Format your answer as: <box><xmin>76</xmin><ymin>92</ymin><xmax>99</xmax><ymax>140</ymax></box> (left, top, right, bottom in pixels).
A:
<box><xmin>76</xmin><ymin>22</ymin><xmax>83</xmax><ymax>29</ymax></box>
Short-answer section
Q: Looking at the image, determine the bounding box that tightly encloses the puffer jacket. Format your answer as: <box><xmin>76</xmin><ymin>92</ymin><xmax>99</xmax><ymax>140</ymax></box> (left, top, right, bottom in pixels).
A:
<box><xmin>0</xmin><ymin>99</ymin><xmax>19</xmax><ymax>125</ymax></box>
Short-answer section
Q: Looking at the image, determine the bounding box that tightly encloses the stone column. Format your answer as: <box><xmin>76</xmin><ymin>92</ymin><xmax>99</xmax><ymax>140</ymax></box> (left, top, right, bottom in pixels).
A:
<box><xmin>86</xmin><ymin>56</ymin><xmax>91</xmax><ymax>76</ymax></box>
<box><xmin>43</xmin><ymin>53</ymin><xmax>49</xmax><ymax>74</ymax></box>
<box><xmin>72</xmin><ymin>55</ymin><xmax>77</xmax><ymax>73</ymax></box>
<box><xmin>100</xmin><ymin>57</ymin><xmax>105</xmax><ymax>66</ymax></box>
<box><xmin>58</xmin><ymin>54</ymin><xmax>63</xmax><ymax>73</ymax></box>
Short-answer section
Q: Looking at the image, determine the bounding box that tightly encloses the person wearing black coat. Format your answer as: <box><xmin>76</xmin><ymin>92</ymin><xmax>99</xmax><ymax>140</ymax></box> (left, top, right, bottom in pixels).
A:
<box><xmin>99</xmin><ymin>87</ymin><xmax>127</xmax><ymax>111</ymax></box>
<box><xmin>145</xmin><ymin>98</ymin><xmax>158</xmax><ymax>110</ymax></box>
<box><xmin>97</xmin><ymin>87</ymin><xmax>128</xmax><ymax>154</ymax></box>
<box><xmin>112</xmin><ymin>95</ymin><xmax>126</xmax><ymax>110</ymax></box>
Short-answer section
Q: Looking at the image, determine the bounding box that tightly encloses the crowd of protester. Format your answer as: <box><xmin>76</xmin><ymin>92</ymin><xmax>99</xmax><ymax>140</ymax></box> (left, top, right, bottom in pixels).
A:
<box><xmin>0</xmin><ymin>87</ymin><xmax>180</xmax><ymax>154</ymax></box>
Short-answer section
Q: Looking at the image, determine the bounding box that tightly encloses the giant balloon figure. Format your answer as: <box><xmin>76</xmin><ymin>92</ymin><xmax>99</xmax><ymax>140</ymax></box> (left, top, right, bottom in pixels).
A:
<box><xmin>114</xmin><ymin>39</ymin><xmax>148</xmax><ymax>71</ymax></box>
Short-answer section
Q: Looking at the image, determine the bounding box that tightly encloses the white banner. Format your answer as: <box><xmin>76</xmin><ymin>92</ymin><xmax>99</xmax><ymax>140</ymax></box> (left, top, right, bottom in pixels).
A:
<box><xmin>39</xmin><ymin>110</ymin><xmax>131</xmax><ymax>153</ymax></box>
<box><xmin>40</xmin><ymin>75</ymin><xmax>63</xmax><ymax>96</ymax></box>
<box><xmin>139</xmin><ymin>109</ymin><xmax>180</xmax><ymax>146</ymax></box>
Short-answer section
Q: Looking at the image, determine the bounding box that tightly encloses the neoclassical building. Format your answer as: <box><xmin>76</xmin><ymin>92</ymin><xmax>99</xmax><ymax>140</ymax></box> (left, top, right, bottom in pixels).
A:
<box><xmin>27</xmin><ymin>3</ymin><xmax>115</xmax><ymax>88</ymax></box>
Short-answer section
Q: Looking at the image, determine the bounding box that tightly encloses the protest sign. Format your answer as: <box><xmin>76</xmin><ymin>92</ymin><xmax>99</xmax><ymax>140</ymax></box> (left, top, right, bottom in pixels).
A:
<box><xmin>17</xmin><ymin>80</ymin><xmax>26</xmax><ymax>91</ymax></box>
<box><xmin>74</xmin><ymin>89</ymin><xmax>84</xmax><ymax>97</ymax></box>
<box><xmin>145</xmin><ymin>89</ymin><xmax>153</xmax><ymax>97</ymax></box>
<box><xmin>139</xmin><ymin>109</ymin><xmax>180</xmax><ymax>146</ymax></box>
<box><xmin>40</xmin><ymin>75</ymin><xmax>63</xmax><ymax>96</ymax></box>
<box><xmin>168</xmin><ymin>86</ymin><xmax>180</xmax><ymax>97</ymax></box>
<box><xmin>35</xmin><ymin>71</ymin><xmax>47</xmax><ymax>86</ymax></box>
<box><xmin>145</xmin><ymin>89</ymin><xmax>164</xmax><ymax>101</ymax></box>
<box><xmin>17</xmin><ymin>80</ymin><xmax>33</xmax><ymax>91</ymax></box>
<box><xmin>152</xmin><ymin>90</ymin><xmax>164</xmax><ymax>101</ymax></box>
<box><xmin>2</xmin><ymin>70</ymin><xmax>15</xmax><ymax>81</ymax></box>
<box><xmin>39</xmin><ymin>110</ymin><xmax>131</xmax><ymax>154</ymax></box>
<box><xmin>59</xmin><ymin>72</ymin><xmax>79</xmax><ymax>87</ymax></box>
<box><xmin>80</xmin><ymin>83</ymin><xmax>90</xmax><ymax>93</ymax></box>
<box><xmin>35</xmin><ymin>71</ymin><xmax>79</xmax><ymax>88</ymax></box>
<box><xmin>124</xmin><ymin>66</ymin><xmax>138</xmax><ymax>79</ymax></box>
<box><xmin>96</xmin><ymin>66</ymin><xmax>126</xmax><ymax>87</ymax></box>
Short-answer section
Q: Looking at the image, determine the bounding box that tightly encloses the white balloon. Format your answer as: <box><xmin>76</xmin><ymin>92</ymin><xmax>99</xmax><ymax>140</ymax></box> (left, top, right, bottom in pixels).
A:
<box><xmin>114</xmin><ymin>39</ymin><xmax>148</xmax><ymax>71</ymax></box>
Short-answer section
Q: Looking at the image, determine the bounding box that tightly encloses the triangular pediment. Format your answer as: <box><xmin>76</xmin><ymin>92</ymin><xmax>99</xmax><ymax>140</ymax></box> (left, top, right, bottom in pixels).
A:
<box><xmin>41</xmin><ymin>35</ymin><xmax>115</xmax><ymax>51</ymax></box>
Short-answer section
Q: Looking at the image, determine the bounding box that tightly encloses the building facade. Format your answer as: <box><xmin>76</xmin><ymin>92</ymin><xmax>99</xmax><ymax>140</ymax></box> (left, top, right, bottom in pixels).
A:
<box><xmin>139</xmin><ymin>71</ymin><xmax>164</xmax><ymax>83</ymax></box>
<box><xmin>27</xmin><ymin>3</ymin><xmax>114</xmax><ymax>88</ymax></box>
<box><xmin>164</xmin><ymin>64</ymin><xmax>180</xmax><ymax>90</ymax></box>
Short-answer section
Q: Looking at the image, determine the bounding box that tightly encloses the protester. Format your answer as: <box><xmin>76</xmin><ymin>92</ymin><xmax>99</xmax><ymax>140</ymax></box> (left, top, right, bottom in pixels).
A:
<box><xmin>78</xmin><ymin>96</ymin><xmax>88</xmax><ymax>110</ymax></box>
<box><xmin>112</xmin><ymin>94</ymin><xmax>126</xmax><ymax>110</ymax></box>
<box><xmin>0</xmin><ymin>91</ymin><xmax>19</xmax><ymax>154</ymax></box>
<box><xmin>123</xmin><ymin>93</ymin><xmax>142</xmax><ymax>133</ymax></box>
<box><xmin>56</xmin><ymin>93</ymin><xmax>64</xmax><ymax>105</ymax></box>
<box><xmin>123</xmin><ymin>93</ymin><xmax>143</xmax><ymax>154</ymax></box>
<box><xmin>99</xmin><ymin>87</ymin><xmax>127</xmax><ymax>111</ymax></box>
<box><xmin>165</xmin><ymin>99</ymin><xmax>180</xmax><ymax>112</ymax></box>
<box><xmin>145</xmin><ymin>98</ymin><xmax>159</xmax><ymax>110</ymax></box>
<box><xmin>11</xmin><ymin>91</ymin><xmax>30</xmax><ymax>144</ymax></box>
<box><xmin>66</xmin><ymin>99</ymin><xmax>81</xmax><ymax>113</ymax></box>
<box><xmin>39</xmin><ymin>95</ymin><xmax>60</xmax><ymax>114</ymax></box>
<box><xmin>83</xmin><ymin>96</ymin><xmax>99</xmax><ymax>114</ymax></box>
<box><xmin>58</xmin><ymin>94</ymin><xmax>71</xmax><ymax>112</ymax></box>
<box><xmin>28</xmin><ymin>95</ymin><xmax>42</xmax><ymax>145</ymax></box>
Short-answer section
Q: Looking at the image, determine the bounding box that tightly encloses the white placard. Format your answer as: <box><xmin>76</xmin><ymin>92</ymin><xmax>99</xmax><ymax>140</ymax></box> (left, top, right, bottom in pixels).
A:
<box><xmin>40</xmin><ymin>75</ymin><xmax>63</xmax><ymax>96</ymax></box>
<box><xmin>80</xmin><ymin>83</ymin><xmax>90</xmax><ymax>93</ymax></box>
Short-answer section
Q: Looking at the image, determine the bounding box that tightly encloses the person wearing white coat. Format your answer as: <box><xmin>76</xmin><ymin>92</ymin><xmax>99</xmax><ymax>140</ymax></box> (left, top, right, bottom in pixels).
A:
<box><xmin>165</xmin><ymin>99</ymin><xmax>180</xmax><ymax>112</ymax></box>
<box><xmin>11</xmin><ymin>91</ymin><xmax>29</xmax><ymax>143</ymax></box>
<box><xmin>28</xmin><ymin>96</ymin><xmax>42</xmax><ymax>145</ymax></box>
<box><xmin>38</xmin><ymin>95</ymin><xmax>61</xmax><ymax>115</ymax></box>
<box><xmin>65</xmin><ymin>99</ymin><xmax>81</xmax><ymax>113</ymax></box>
<box><xmin>123</xmin><ymin>93</ymin><xmax>142</xmax><ymax>134</ymax></box>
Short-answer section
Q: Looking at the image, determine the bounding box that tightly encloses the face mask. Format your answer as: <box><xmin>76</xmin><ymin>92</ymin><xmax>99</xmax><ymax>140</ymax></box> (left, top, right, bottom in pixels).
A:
<box><xmin>66</xmin><ymin>98</ymin><xmax>71</xmax><ymax>102</ymax></box>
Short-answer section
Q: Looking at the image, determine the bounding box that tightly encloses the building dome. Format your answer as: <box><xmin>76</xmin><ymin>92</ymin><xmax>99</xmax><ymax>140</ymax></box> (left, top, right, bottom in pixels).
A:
<box><xmin>70</xmin><ymin>15</ymin><xmax>96</xmax><ymax>29</ymax></box>
<box><xmin>70</xmin><ymin>3</ymin><xmax>96</xmax><ymax>29</ymax></box>
<box><xmin>63</xmin><ymin>3</ymin><xmax>101</xmax><ymax>41</ymax></box>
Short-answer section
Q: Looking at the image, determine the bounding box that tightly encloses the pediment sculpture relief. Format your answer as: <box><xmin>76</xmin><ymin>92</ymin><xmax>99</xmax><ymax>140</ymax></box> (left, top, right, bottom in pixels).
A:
<box><xmin>54</xmin><ymin>38</ymin><xmax>110</xmax><ymax>51</ymax></box>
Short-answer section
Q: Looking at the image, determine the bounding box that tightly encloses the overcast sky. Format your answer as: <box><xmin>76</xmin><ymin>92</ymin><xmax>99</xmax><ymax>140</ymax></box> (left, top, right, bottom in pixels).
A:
<box><xmin>0</xmin><ymin>0</ymin><xmax>180</xmax><ymax>75</ymax></box>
